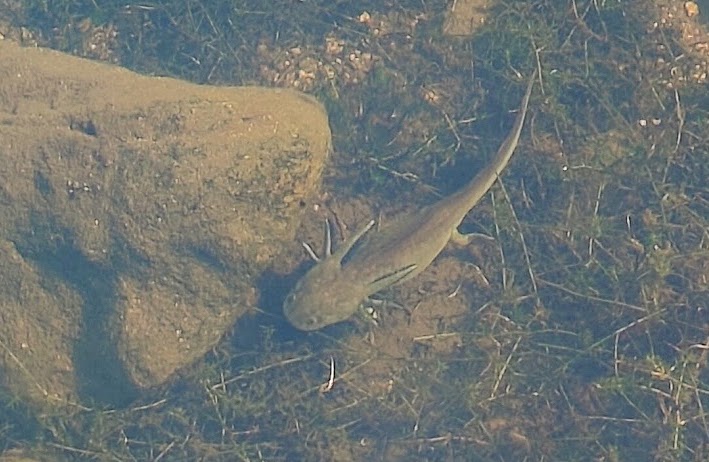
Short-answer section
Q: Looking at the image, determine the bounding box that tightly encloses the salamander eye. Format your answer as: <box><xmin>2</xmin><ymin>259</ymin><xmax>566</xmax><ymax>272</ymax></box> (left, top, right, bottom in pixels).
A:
<box><xmin>284</xmin><ymin>293</ymin><xmax>297</xmax><ymax>307</ymax></box>
<box><xmin>303</xmin><ymin>316</ymin><xmax>321</xmax><ymax>329</ymax></box>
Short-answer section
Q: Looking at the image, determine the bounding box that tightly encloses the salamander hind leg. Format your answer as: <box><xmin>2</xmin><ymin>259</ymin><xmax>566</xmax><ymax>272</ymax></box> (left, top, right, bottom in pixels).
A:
<box><xmin>450</xmin><ymin>229</ymin><xmax>495</xmax><ymax>246</ymax></box>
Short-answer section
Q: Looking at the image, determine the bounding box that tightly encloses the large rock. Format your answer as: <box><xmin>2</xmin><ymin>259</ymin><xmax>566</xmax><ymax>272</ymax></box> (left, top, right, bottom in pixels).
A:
<box><xmin>0</xmin><ymin>39</ymin><xmax>331</xmax><ymax>408</ymax></box>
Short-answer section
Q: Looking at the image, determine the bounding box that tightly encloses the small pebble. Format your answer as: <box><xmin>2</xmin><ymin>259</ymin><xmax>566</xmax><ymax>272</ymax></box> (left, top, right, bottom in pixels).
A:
<box><xmin>685</xmin><ymin>1</ymin><xmax>699</xmax><ymax>18</ymax></box>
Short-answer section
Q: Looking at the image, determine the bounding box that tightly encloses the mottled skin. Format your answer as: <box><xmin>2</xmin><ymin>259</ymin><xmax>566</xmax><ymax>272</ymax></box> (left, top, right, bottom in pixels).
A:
<box><xmin>284</xmin><ymin>73</ymin><xmax>536</xmax><ymax>330</ymax></box>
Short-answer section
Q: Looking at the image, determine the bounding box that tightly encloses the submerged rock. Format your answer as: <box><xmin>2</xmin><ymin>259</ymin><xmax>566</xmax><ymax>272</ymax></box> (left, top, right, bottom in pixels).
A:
<box><xmin>0</xmin><ymin>39</ymin><xmax>331</xmax><ymax>408</ymax></box>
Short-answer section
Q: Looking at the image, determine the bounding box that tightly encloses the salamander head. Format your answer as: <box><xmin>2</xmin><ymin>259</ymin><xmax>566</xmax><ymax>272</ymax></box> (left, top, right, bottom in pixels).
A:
<box><xmin>283</xmin><ymin>260</ymin><xmax>363</xmax><ymax>331</ymax></box>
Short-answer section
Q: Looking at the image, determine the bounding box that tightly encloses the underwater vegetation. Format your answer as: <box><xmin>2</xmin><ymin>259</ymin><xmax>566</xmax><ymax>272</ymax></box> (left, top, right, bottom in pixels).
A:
<box><xmin>1</xmin><ymin>0</ymin><xmax>708</xmax><ymax>460</ymax></box>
